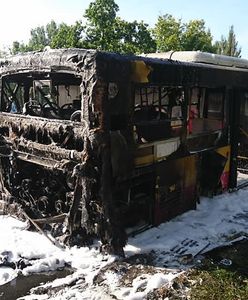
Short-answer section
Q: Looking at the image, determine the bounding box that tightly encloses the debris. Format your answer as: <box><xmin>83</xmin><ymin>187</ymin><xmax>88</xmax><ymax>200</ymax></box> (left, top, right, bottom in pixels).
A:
<box><xmin>219</xmin><ymin>258</ymin><xmax>232</xmax><ymax>266</ymax></box>
<box><xmin>21</xmin><ymin>210</ymin><xmax>64</xmax><ymax>250</ymax></box>
<box><xmin>32</xmin><ymin>214</ymin><xmax>67</xmax><ymax>225</ymax></box>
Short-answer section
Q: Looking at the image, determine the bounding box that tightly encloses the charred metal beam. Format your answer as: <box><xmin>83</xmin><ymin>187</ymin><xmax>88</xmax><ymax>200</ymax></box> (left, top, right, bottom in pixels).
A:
<box><xmin>14</xmin><ymin>139</ymin><xmax>82</xmax><ymax>163</ymax></box>
<box><xmin>0</xmin><ymin>113</ymin><xmax>85</xmax><ymax>139</ymax></box>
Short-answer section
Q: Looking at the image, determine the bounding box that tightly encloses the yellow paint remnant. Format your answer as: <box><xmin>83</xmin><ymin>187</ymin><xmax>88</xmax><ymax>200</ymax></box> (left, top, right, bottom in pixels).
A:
<box><xmin>131</xmin><ymin>60</ymin><xmax>152</xmax><ymax>83</ymax></box>
<box><xmin>216</xmin><ymin>145</ymin><xmax>231</xmax><ymax>173</ymax></box>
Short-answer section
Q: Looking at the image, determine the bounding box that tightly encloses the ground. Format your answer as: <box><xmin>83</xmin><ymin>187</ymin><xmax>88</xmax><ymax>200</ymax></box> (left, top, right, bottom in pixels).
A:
<box><xmin>0</xmin><ymin>173</ymin><xmax>248</xmax><ymax>299</ymax></box>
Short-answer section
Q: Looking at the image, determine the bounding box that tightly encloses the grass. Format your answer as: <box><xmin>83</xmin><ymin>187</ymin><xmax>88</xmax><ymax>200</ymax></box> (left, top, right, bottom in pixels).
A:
<box><xmin>189</xmin><ymin>267</ymin><xmax>248</xmax><ymax>300</ymax></box>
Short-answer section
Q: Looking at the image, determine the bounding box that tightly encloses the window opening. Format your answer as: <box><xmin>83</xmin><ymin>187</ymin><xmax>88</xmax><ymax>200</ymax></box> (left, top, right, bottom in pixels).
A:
<box><xmin>133</xmin><ymin>85</ymin><xmax>184</xmax><ymax>143</ymax></box>
<box><xmin>0</xmin><ymin>73</ymin><xmax>82</xmax><ymax>121</ymax></box>
<box><xmin>188</xmin><ymin>87</ymin><xmax>224</xmax><ymax>135</ymax></box>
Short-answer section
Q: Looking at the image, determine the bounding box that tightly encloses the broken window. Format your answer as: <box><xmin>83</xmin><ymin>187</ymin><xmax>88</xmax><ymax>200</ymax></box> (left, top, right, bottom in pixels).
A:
<box><xmin>188</xmin><ymin>87</ymin><xmax>224</xmax><ymax>135</ymax></box>
<box><xmin>0</xmin><ymin>73</ymin><xmax>82</xmax><ymax>121</ymax></box>
<box><xmin>0</xmin><ymin>79</ymin><xmax>25</xmax><ymax>113</ymax></box>
<box><xmin>133</xmin><ymin>85</ymin><xmax>184</xmax><ymax>143</ymax></box>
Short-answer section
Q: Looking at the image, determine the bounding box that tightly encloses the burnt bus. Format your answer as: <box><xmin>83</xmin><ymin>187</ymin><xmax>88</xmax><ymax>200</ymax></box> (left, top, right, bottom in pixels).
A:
<box><xmin>0</xmin><ymin>49</ymin><xmax>247</xmax><ymax>253</ymax></box>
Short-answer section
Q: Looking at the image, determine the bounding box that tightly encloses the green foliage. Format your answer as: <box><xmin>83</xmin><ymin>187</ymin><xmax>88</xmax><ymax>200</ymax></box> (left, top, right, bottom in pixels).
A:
<box><xmin>8</xmin><ymin>0</ymin><xmax>241</xmax><ymax>57</ymax></box>
<box><xmin>153</xmin><ymin>14</ymin><xmax>215</xmax><ymax>53</ymax></box>
<box><xmin>11</xmin><ymin>41</ymin><xmax>27</xmax><ymax>54</ymax></box>
<box><xmin>182</xmin><ymin>20</ymin><xmax>214</xmax><ymax>52</ymax></box>
<box><xmin>153</xmin><ymin>14</ymin><xmax>183</xmax><ymax>52</ymax></box>
<box><xmin>110</xmin><ymin>18</ymin><xmax>156</xmax><ymax>54</ymax></box>
<box><xmin>83</xmin><ymin>0</ymin><xmax>155</xmax><ymax>54</ymax></box>
<box><xmin>10</xmin><ymin>0</ymin><xmax>155</xmax><ymax>55</ymax></box>
<box><xmin>83</xmin><ymin>0</ymin><xmax>119</xmax><ymax>51</ymax></box>
<box><xmin>46</xmin><ymin>20</ymin><xmax>58</xmax><ymax>43</ymax></box>
<box><xmin>129</xmin><ymin>21</ymin><xmax>156</xmax><ymax>54</ymax></box>
<box><xmin>11</xmin><ymin>20</ymin><xmax>83</xmax><ymax>54</ymax></box>
<box><xmin>29</xmin><ymin>26</ymin><xmax>48</xmax><ymax>51</ymax></box>
<box><xmin>11</xmin><ymin>22</ymin><xmax>52</xmax><ymax>54</ymax></box>
<box><xmin>214</xmin><ymin>25</ymin><xmax>242</xmax><ymax>57</ymax></box>
<box><xmin>51</xmin><ymin>21</ymin><xmax>83</xmax><ymax>49</ymax></box>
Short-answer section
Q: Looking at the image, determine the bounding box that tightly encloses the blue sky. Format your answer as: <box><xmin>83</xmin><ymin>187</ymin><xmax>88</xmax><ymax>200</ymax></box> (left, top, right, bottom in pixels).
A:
<box><xmin>1</xmin><ymin>0</ymin><xmax>248</xmax><ymax>57</ymax></box>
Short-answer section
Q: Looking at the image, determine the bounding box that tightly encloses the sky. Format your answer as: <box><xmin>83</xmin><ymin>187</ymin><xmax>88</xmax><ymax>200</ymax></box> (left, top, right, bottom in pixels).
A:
<box><xmin>1</xmin><ymin>0</ymin><xmax>248</xmax><ymax>57</ymax></box>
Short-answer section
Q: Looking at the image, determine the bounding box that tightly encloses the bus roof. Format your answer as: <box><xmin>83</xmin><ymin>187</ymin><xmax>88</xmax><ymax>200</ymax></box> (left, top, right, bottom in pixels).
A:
<box><xmin>144</xmin><ymin>51</ymin><xmax>248</xmax><ymax>70</ymax></box>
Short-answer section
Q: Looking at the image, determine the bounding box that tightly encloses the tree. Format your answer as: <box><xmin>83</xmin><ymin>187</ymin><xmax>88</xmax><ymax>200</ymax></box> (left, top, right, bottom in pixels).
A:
<box><xmin>113</xmin><ymin>18</ymin><xmax>156</xmax><ymax>54</ymax></box>
<box><xmin>83</xmin><ymin>0</ymin><xmax>119</xmax><ymax>51</ymax></box>
<box><xmin>181</xmin><ymin>20</ymin><xmax>214</xmax><ymax>52</ymax></box>
<box><xmin>82</xmin><ymin>0</ymin><xmax>156</xmax><ymax>54</ymax></box>
<box><xmin>11</xmin><ymin>20</ymin><xmax>82</xmax><ymax>54</ymax></box>
<box><xmin>11</xmin><ymin>21</ymin><xmax>56</xmax><ymax>54</ymax></box>
<box><xmin>153</xmin><ymin>15</ymin><xmax>215</xmax><ymax>53</ymax></box>
<box><xmin>10</xmin><ymin>0</ymin><xmax>154</xmax><ymax>55</ymax></box>
<box><xmin>214</xmin><ymin>26</ymin><xmax>241</xmax><ymax>57</ymax></box>
<box><xmin>153</xmin><ymin>14</ymin><xmax>183</xmax><ymax>52</ymax></box>
<box><xmin>28</xmin><ymin>26</ymin><xmax>48</xmax><ymax>51</ymax></box>
<box><xmin>11</xmin><ymin>41</ymin><xmax>28</xmax><ymax>54</ymax></box>
<box><xmin>51</xmin><ymin>21</ymin><xmax>83</xmax><ymax>48</ymax></box>
<box><xmin>129</xmin><ymin>21</ymin><xmax>156</xmax><ymax>54</ymax></box>
<box><xmin>46</xmin><ymin>20</ymin><xmax>58</xmax><ymax>43</ymax></box>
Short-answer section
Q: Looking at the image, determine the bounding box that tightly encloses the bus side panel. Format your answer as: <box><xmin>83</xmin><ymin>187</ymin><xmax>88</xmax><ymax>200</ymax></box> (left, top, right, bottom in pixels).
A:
<box><xmin>154</xmin><ymin>154</ymin><xmax>198</xmax><ymax>225</ymax></box>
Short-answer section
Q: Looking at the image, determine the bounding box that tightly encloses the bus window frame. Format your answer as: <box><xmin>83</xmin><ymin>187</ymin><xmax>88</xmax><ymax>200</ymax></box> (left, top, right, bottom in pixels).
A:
<box><xmin>188</xmin><ymin>87</ymin><xmax>225</xmax><ymax>136</ymax></box>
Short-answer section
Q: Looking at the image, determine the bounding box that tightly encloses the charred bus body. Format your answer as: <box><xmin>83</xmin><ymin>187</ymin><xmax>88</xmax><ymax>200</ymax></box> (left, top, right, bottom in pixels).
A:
<box><xmin>0</xmin><ymin>49</ymin><xmax>247</xmax><ymax>253</ymax></box>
